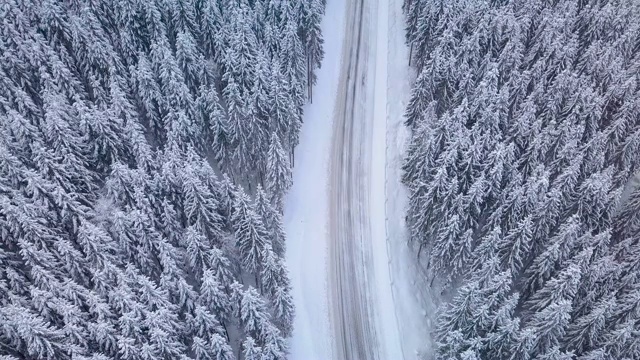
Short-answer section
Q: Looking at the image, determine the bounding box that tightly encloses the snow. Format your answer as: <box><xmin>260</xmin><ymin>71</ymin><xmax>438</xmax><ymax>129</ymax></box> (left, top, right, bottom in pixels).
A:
<box><xmin>283</xmin><ymin>0</ymin><xmax>346</xmax><ymax>358</ymax></box>
<box><xmin>382</xmin><ymin>0</ymin><xmax>438</xmax><ymax>358</ymax></box>
<box><xmin>372</xmin><ymin>0</ymin><xmax>436</xmax><ymax>357</ymax></box>
<box><xmin>285</xmin><ymin>0</ymin><xmax>436</xmax><ymax>358</ymax></box>
<box><xmin>369</xmin><ymin>0</ymin><xmax>405</xmax><ymax>357</ymax></box>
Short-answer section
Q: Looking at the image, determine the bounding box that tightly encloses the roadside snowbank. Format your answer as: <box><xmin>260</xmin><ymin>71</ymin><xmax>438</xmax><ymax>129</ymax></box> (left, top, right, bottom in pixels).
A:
<box><xmin>369</xmin><ymin>0</ymin><xmax>406</xmax><ymax>357</ymax></box>
<box><xmin>384</xmin><ymin>0</ymin><xmax>438</xmax><ymax>358</ymax></box>
<box><xmin>283</xmin><ymin>0</ymin><xmax>346</xmax><ymax>359</ymax></box>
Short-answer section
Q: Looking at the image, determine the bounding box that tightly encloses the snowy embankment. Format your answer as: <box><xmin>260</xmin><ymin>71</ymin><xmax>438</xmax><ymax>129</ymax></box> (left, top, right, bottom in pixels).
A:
<box><xmin>283</xmin><ymin>0</ymin><xmax>346</xmax><ymax>359</ymax></box>
<box><xmin>369</xmin><ymin>0</ymin><xmax>406</xmax><ymax>357</ymax></box>
<box><xmin>383</xmin><ymin>0</ymin><xmax>438</xmax><ymax>358</ymax></box>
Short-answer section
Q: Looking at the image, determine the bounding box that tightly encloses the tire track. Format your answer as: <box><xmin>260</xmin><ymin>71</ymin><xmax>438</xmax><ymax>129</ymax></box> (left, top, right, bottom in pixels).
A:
<box><xmin>328</xmin><ymin>0</ymin><xmax>380</xmax><ymax>358</ymax></box>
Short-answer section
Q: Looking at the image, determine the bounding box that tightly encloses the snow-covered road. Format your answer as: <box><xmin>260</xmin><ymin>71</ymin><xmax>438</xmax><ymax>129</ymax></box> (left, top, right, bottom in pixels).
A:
<box><xmin>328</xmin><ymin>0</ymin><xmax>379</xmax><ymax>358</ymax></box>
<box><xmin>328</xmin><ymin>0</ymin><xmax>405</xmax><ymax>358</ymax></box>
<box><xmin>285</xmin><ymin>0</ymin><xmax>432</xmax><ymax>358</ymax></box>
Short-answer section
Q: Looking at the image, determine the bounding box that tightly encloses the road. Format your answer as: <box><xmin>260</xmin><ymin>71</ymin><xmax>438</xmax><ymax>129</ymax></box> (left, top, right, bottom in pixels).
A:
<box><xmin>328</xmin><ymin>0</ymin><xmax>382</xmax><ymax>358</ymax></box>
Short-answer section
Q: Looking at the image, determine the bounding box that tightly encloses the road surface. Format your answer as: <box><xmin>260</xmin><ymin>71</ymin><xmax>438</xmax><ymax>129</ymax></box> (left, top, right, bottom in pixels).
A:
<box><xmin>328</xmin><ymin>0</ymin><xmax>386</xmax><ymax>358</ymax></box>
<box><xmin>284</xmin><ymin>0</ymin><xmax>421</xmax><ymax>357</ymax></box>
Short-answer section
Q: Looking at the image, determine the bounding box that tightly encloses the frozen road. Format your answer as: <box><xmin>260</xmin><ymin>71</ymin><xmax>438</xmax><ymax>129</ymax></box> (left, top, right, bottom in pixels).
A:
<box><xmin>328</xmin><ymin>0</ymin><xmax>394</xmax><ymax>358</ymax></box>
<box><xmin>285</xmin><ymin>0</ymin><xmax>419</xmax><ymax>358</ymax></box>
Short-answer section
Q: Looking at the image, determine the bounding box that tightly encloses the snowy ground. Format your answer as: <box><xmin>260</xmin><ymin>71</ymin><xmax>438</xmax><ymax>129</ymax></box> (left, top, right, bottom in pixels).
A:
<box><xmin>284</xmin><ymin>0</ymin><xmax>434</xmax><ymax>358</ymax></box>
<box><xmin>283</xmin><ymin>0</ymin><xmax>345</xmax><ymax>358</ymax></box>
<box><xmin>383</xmin><ymin>0</ymin><xmax>438</xmax><ymax>357</ymax></box>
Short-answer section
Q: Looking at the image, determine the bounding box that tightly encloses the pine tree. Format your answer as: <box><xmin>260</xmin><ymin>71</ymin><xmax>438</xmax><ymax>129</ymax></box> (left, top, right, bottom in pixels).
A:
<box><xmin>266</xmin><ymin>132</ymin><xmax>293</xmax><ymax>211</ymax></box>
<box><xmin>199</xmin><ymin>269</ymin><xmax>231</xmax><ymax>331</ymax></box>
<box><xmin>526</xmin><ymin>300</ymin><xmax>573</xmax><ymax>354</ymax></box>
<box><xmin>271</xmin><ymin>284</ymin><xmax>295</xmax><ymax>338</ymax></box>
<box><xmin>207</xmin><ymin>333</ymin><xmax>235</xmax><ymax>360</ymax></box>
<box><xmin>237</xmin><ymin>286</ymin><xmax>271</xmax><ymax>341</ymax></box>
<box><xmin>301</xmin><ymin>0</ymin><xmax>325</xmax><ymax>100</ymax></box>
<box><xmin>183</xmin><ymin>225</ymin><xmax>211</xmax><ymax>276</ymax></box>
<box><xmin>255</xmin><ymin>185</ymin><xmax>287</xmax><ymax>256</ymax></box>
<box><xmin>231</xmin><ymin>189</ymin><xmax>270</xmax><ymax>277</ymax></box>
<box><xmin>0</xmin><ymin>304</ymin><xmax>67</xmax><ymax>359</ymax></box>
<box><xmin>242</xmin><ymin>336</ymin><xmax>262</xmax><ymax>360</ymax></box>
<box><xmin>564</xmin><ymin>296</ymin><xmax>615</xmax><ymax>354</ymax></box>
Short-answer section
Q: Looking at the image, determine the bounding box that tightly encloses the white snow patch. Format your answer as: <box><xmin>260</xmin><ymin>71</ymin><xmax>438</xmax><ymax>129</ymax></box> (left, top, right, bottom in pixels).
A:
<box><xmin>283</xmin><ymin>0</ymin><xmax>346</xmax><ymax>359</ymax></box>
<box><xmin>383</xmin><ymin>0</ymin><xmax>439</xmax><ymax>358</ymax></box>
<box><xmin>369</xmin><ymin>0</ymin><xmax>405</xmax><ymax>358</ymax></box>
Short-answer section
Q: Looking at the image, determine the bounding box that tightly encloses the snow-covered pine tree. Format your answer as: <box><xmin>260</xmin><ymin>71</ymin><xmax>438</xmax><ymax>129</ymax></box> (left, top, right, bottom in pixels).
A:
<box><xmin>266</xmin><ymin>132</ymin><xmax>293</xmax><ymax>211</ymax></box>
<box><xmin>231</xmin><ymin>188</ymin><xmax>270</xmax><ymax>281</ymax></box>
<box><xmin>255</xmin><ymin>185</ymin><xmax>287</xmax><ymax>257</ymax></box>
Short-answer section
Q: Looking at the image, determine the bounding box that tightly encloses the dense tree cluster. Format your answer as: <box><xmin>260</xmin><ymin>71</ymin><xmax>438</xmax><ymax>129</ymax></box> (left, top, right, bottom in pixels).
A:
<box><xmin>402</xmin><ymin>0</ymin><xmax>640</xmax><ymax>359</ymax></box>
<box><xmin>0</xmin><ymin>0</ymin><xmax>324</xmax><ymax>359</ymax></box>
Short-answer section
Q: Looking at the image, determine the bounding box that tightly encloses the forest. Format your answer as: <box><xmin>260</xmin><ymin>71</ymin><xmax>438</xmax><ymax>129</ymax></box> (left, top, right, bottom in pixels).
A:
<box><xmin>3</xmin><ymin>0</ymin><xmax>640</xmax><ymax>358</ymax></box>
<box><xmin>403</xmin><ymin>0</ymin><xmax>640</xmax><ymax>359</ymax></box>
<box><xmin>0</xmin><ymin>0</ymin><xmax>324</xmax><ymax>359</ymax></box>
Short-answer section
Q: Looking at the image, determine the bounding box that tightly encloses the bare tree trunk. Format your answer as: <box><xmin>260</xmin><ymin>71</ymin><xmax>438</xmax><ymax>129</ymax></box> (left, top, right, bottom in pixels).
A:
<box><xmin>409</xmin><ymin>42</ymin><xmax>414</xmax><ymax>66</ymax></box>
<box><xmin>307</xmin><ymin>52</ymin><xmax>312</xmax><ymax>103</ymax></box>
<box><xmin>222</xmin><ymin>321</ymin><xmax>230</xmax><ymax>342</ymax></box>
<box><xmin>310</xmin><ymin>53</ymin><xmax>314</xmax><ymax>103</ymax></box>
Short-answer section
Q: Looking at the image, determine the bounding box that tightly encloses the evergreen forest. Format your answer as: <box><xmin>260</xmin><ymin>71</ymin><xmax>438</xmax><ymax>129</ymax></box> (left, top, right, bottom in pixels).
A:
<box><xmin>403</xmin><ymin>0</ymin><xmax>640</xmax><ymax>359</ymax></box>
<box><xmin>0</xmin><ymin>0</ymin><xmax>324</xmax><ymax>359</ymax></box>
